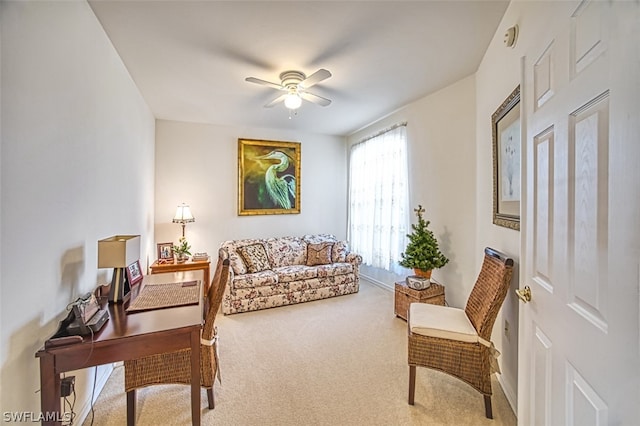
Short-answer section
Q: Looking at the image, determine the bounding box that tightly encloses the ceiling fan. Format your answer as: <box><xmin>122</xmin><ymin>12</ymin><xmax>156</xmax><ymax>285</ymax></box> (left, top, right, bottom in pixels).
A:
<box><xmin>245</xmin><ymin>69</ymin><xmax>332</xmax><ymax>110</ymax></box>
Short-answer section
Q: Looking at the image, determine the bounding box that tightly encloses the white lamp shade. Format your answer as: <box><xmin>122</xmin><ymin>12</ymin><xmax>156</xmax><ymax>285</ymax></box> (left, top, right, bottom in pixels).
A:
<box><xmin>284</xmin><ymin>93</ymin><xmax>302</xmax><ymax>110</ymax></box>
<box><xmin>172</xmin><ymin>203</ymin><xmax>195</xmax><ymax>223</ymax></box>
<box><xmin>97</xmin><ymin>235</ymin><xmax>140</xmax><ymax>268</ymax></box>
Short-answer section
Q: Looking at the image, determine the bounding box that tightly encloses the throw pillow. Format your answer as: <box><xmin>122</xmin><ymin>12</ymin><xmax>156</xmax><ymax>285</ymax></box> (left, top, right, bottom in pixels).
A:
<box><xmin>237</xmin><ymin>243</ymin><xmax>272</xmax><ymax>274</ymax></box>
<box><xmin>306</xmin><ymin>242</ymin><xmax>334</xmax><ymax>266</ymax></box>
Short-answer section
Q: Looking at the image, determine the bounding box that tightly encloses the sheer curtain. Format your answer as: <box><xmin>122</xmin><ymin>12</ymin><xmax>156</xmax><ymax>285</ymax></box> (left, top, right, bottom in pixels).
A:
<box><xmin>348</xmin><ymin>124</ymin><xmax>409</xmax><ymax>273</ymax></box>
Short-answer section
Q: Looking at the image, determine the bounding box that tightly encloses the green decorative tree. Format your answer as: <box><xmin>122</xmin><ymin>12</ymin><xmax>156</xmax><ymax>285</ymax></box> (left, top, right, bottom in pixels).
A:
<box><xmin>399</xmin><ymin>205</ymin><xmax>449</xmax><ymax>273</ymax></box>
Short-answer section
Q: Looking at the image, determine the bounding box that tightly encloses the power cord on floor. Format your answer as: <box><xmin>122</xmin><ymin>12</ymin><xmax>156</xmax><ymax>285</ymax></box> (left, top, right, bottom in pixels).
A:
<box><xmin>88</xmin><ymin>365</ymin><xmax>97</xmax><ymax>425</ymax></box>
<box><xmin>62</xmin><ymin>373</ymin><xmax>76</xmax><ymax>426</ymax></box>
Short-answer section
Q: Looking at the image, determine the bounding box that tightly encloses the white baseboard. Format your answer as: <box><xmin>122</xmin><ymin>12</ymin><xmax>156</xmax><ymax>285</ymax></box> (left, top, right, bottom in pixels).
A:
<box><xmin>74</xmin><ymin>364</ymin><xmax>114</xmax><ymax>424</ymax></box>
<box><xmin>497</xmin><ymin>373</ymin><xmax>517</xmax><ymax>416</ymax></box>
<box><xmin>361</xmin><ymin>274</ymin><xmax>393</xmax><ymax>292</ymax></box>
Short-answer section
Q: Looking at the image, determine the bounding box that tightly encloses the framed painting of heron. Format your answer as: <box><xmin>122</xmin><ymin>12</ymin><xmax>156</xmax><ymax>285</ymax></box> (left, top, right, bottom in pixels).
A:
<box><xmin>238</xmin><ymin>138</ymin><xmax>301</xmax><ymax>215</ymax></box>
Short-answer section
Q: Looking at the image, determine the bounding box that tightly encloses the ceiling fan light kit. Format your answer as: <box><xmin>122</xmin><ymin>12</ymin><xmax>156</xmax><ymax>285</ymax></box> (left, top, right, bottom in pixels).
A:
<box><xmin>284</xmin><ymin>92</ymin><xmax>302</xmax><ymax>110</ymax></box>
<box><xmin>245</xmin><ymin>68</ymin><xmax>332</xmax><ymax>114</ymax></box>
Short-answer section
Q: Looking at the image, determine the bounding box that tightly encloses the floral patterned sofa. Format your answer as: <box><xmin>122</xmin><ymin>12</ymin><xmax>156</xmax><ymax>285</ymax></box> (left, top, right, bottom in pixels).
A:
<box><xmin>220</xmin><ymin>234</ymin><xmax>362</xmax><ymax>315</ymax></box>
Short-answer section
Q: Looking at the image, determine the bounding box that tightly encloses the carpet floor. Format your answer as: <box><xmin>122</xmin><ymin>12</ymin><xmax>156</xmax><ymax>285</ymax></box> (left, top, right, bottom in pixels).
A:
<box><xmin>82</xmin><ymin>279</ymin><xmax>516</xmax><ymax>425</ymax></box>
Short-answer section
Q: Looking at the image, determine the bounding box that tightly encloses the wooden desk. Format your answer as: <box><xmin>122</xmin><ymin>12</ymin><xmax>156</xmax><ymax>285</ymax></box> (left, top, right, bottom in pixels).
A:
<box><xmin>150</xmin><ymin>258</ymin><xmax>211</xmax><ymax>294</ymax></box>
<box><xmin>36</xmin><ymin>271</ymin><xmax>204</xmax><ymax>426</ymax></box>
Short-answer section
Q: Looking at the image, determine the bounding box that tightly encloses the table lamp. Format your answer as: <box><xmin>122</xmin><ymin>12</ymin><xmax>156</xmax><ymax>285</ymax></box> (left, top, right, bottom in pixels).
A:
<box><xmin>172</xmin><ymin>203</ymin><xmax>195</xmax><ymax>238</ymax></box>
<box><xmin>98</xmin><ymin>235</ymin><xmax>141</xmax><ymax>303</ymax></box>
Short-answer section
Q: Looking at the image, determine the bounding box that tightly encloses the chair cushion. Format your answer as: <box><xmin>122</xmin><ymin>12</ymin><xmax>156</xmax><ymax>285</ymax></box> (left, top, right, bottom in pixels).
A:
<box><xmin>409</xmin><ymin>303</ymin><xmax>479</xmax><ymax>344</ymax></box>
<box><xmin>237</xmin><ymin>243</ymin><xmax>271</xmax><ymax>273</ymax></box>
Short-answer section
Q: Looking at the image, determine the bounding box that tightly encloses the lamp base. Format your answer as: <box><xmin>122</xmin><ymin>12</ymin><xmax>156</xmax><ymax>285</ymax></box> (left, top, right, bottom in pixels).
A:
<box><xmin>109</xmin><ymin>267</ymin><xmax>131</xmax><ymax>304</ymax></box>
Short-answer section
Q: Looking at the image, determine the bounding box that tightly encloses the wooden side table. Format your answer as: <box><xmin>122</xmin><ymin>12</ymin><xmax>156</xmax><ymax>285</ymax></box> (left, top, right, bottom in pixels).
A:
<box><xmin>150</xmin><ymin>258</ymin><xmax>211</xmax><ymax>294</ymax></box>
<box><xmin>394</xmin><ymin>280</ymin><xmax>445</xmax><ymax>321</ymax></box>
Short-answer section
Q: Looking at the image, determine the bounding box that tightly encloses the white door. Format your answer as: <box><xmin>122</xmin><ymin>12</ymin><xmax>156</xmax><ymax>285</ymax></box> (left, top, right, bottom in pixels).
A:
<box><xmin>518</xmin><ymin>1</ymin><xmax>639</xmax><ymax>425</ymax></box>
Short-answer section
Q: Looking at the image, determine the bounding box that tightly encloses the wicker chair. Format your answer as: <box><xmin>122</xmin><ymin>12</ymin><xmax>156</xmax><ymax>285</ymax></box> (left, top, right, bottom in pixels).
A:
<box><xmin>407</xmin><ymin>247</ymin><xmax>514</xmax><ymax>419</ymax></box>
<box><xmin>124</xmin><ymin>249</ymin><xmax>230</xmax><ymax>423</ymax></box>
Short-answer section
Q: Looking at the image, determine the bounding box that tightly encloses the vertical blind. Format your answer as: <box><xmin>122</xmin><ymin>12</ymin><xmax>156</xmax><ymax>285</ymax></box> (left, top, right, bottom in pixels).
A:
<box><xmin>348</xmin><ymin>123</ymin><xmax>409</xmax><ymax>273</ymax></box>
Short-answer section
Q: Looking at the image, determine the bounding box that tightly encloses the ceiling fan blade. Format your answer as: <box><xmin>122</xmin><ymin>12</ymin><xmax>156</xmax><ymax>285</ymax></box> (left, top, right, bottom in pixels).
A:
<box><xmin>245</xmin><ymin>77</ymin><xmax>283</xmax><ymax>90</ymax></box>
<box><xmin>299</xmin><ymin>69</ymin><xmax>331</xmax><ymax>89</ymax></box>
<box><xmin>264</xmin><ymin>94</ymin><xmax>287</xmax><ymax>108</ymax></box>
<box><xmin>300</xmin><ymin>91</ymin><xmax>332</xmax><ymax>107</ymax></box>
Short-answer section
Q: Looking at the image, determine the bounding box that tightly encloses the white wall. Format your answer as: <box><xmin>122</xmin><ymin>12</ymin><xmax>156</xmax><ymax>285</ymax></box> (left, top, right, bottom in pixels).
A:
<box><xmin>348</xmin><ymin>56</ymin><xmax>521</xmax><ymax>409</ymax></box>
<box><xmin>347</xmin><ymin>75</ymin><xmax>478</xmax><ymax>310</ymax></box>
<box><xmin>0</xmin><ymin>0</ymin><xmax>155</xmax><ymax>419</ymax></box>
<box><xmin>155</xmin><ymin>120</ymin><xmax>347</xmax><ymax>254</ymax></box>
<box><xmin>0</xmin><ymin>5</ymin><xmax>4</xmax><ymax>412</ymax></box>
<box><xmin>471</xmin><ymin>0</ymin><xmax>574</xmax><ymax>410</ymax></box>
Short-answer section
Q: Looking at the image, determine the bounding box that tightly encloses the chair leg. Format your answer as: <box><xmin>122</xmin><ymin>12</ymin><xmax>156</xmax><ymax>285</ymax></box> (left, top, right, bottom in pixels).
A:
<box><xmin>484</xmin><ymin>394</ymin><xmax>493</xmax><ymax>419</ymax></box>
<box><xmin>207</xmin><ymin>387</ymin><xmax>215</xmax><ymax>409</ymax></box>
<box><xmin>126</xmin><ymin>389</ymin><xmax>136</xmax><ymax>426</ymax></box>
<box><xmin>408</xmin><ymin>365</ymin><xmax>416</xmax><ymax>405</ymax></box>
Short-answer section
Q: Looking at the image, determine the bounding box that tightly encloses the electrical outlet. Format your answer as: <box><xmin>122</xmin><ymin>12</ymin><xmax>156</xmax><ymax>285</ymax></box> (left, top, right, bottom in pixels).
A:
<box><xmin>61</xmin><ymin>376</ymin><xmax>75</xmax><ymax>397</ymax></box>
<box><xmin>504</xmin><ymin>320</ymin><xmax>510</xmax><ymax>340</ymax></box>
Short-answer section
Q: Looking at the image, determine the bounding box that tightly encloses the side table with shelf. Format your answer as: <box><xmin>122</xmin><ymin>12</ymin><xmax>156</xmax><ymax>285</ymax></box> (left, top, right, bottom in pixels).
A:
<box><xmin>394</xmin><ymin>281</ymin><xmax>445</xmax><ymax>321</ymax></box>
<box><xmin>150</xmin><ymin>258</ymin><xmax>211</xmax><ymax>294</ymax></box>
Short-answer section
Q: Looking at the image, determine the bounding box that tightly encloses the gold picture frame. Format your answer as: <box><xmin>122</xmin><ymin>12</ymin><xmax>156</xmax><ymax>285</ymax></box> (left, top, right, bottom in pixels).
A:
<box><xmin>492</xmin><ymin>85</ymin><xmax>521</xmax><ymax>230</ymax></box>
<box><xmin>238</xmin><ymin>138</ymin><xmax>301</xmax><ymax>215</ymax></box>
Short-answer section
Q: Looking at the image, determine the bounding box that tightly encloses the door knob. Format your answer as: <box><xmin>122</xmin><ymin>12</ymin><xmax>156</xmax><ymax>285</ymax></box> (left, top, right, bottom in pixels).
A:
<box><xmin>516</xmin><ymin>286</ymin><xmax>532</xmax><ymax>303</ymax></box>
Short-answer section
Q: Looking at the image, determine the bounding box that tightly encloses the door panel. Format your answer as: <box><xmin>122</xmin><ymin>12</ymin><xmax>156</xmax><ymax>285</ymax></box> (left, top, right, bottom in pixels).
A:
<box><xmin>534</xmin><ymin>41</ymin><xmax>555</xmax><ymax>110</ymax></box>
<box><xmin>570</xmin><ymin>0</ymin><xmax>607</xmax><ymax>77</ymax></box>
<box><xmin>566</xmin><ymin>362</ymin><xmax>608</xmax><ymax>426</ymax></box>
<box><xmin>568</xmin><ymin>93</ymin><xmax>609</xmax><ymax>332</ymax></box>
<box><xmin>532</xmin><ymin>325</ymin><xmax>552</xmax><ymax>426</ymax></box>
<box><xmin>519</xmin><ymin>1</ymin><xmax>639</xmax><ymax>424</ymax></box>
<box><xmin>533</xmin><ymin>127</ymin><xmax>554</xmax><ymax>293</ymax></box>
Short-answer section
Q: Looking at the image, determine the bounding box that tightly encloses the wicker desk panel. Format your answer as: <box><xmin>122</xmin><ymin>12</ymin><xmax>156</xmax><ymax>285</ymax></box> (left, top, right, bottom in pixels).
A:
<box><xmin>150</xmin><ymin>258</ymin><xmax>210</xmax><ymax>294</ymax></box>
<box><xmin>394</xmin><ymin>281</ymin><xmax>445</xmax><ymax>321</ymax></box>
<box><xmin>127</xmin><ymin>281</ymin><xmax>201</xmax><ymax>313</ymax></box>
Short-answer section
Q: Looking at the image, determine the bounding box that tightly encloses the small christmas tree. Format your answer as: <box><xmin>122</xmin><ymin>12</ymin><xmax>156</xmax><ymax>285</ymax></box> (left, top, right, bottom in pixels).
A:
<box><xmin>399</xmin><ymin>205</ymin><xmax>449</xmax><ymax>272</ymax></box>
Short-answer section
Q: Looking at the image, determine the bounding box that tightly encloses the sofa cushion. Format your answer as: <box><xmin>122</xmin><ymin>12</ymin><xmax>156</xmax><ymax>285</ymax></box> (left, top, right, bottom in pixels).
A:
<box><xmin>316</xmin><ymin>262</ymin><xmax>353</xmax><ymax>277</ymax></box>
<box><xmin>306</xmin><ymin>242</ymin><xmax>334</xmax><ymax>266</ymax></box>
<box><xmin>332</xmin><ymin>240</ymin><xmax>348</xmax><ymax>263</ymax></box>
<box><xmin>272</xmin><ymin>265</ymin><xmax>318</xmax><ymax>283</ymax></box>
<box><xmin>265</xmin><ymin>237</ymin><xmax>307</xmax><ymax>267</ymax></box>
<box><xmin>237</xmin><ymin>243</ymin><xmax>272</xmax><ymax>273</ymax></box>
<box><xmin>232</xmin><ymin>280</ymin><xmax>313</xmax><ymax>298</ymax></box>
<box><xmin>233</xmin><ymin>270</ymin><xmax>279</xmax><ymax>289</ymax></box>
<box><xmin>303</xmin><ymin>234</ymin><xmax>338</xmax><ymax>245</ymax></box>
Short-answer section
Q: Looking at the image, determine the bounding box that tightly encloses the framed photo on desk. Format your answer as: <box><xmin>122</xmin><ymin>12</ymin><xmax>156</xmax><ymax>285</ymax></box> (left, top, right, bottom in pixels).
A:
<box><xmin>157</xmin><ymin>242</ymin><xmax>174</xmax><ymax>261</ymax></box>
<box><xmin>127</xmin><ymin>260</ymin><xmax>143</xmax><ymax>287</ymax></box>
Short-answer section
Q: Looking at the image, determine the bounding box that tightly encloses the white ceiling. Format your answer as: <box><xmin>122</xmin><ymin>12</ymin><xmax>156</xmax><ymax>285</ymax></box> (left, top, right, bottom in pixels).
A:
<box><xmin>89</xmin><ymin>1</ymin><xmax>509</xmax><ymax>136</ymax></box>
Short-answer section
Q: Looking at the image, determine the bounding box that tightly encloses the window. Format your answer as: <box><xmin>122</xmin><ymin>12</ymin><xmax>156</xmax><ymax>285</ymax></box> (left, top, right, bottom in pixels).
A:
<box><xmin>348</xmin><ymin>123</ymin><xmax>409</xmax><ymax>273</ymax></box>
